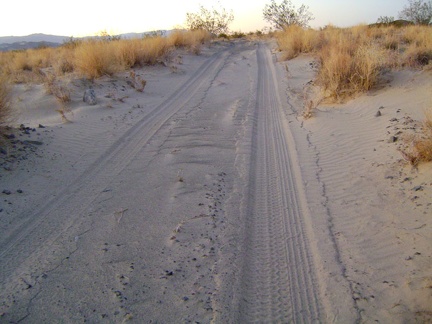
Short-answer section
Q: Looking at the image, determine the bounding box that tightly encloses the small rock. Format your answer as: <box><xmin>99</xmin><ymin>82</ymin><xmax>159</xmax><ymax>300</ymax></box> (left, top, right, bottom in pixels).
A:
<box><xmin>182</xmin><ymin>296</ymin><xmax>189</xmax><ymax>301</ymax></box>
<box><xmin>17</xmin><ymin>189</ymin><xmax>23</xmax><ymax>194</ymax></box>
<box><xmin>2</xmin><ymin>190</ymin><xmax>11</xmax><ymax>195</ymax></box>
<box><xmin>375</xmin><ymin>110</ymin><xmax>382</xmax><ymax>117</ymax></box>
<box><xmin>38</xmin><ymin>124</ymin><xmax>45</xmax><ymax>128</ymax></box>
<box><xmin>83</xmin><ymin>89</ymin><xmax>97</xmax><ymax>105</ymax></box>
<box><xmin>390</xmin><ymin>118</ymin><xmax>398</xmax><ymax>122</ymax></box>
<box><xmin>413</xmin><ymin>186</ymin><xmax>423</xmax><ymax>191</ymax></box>
<box><xmin>7</xmin><ymin>134</ymin><xmax>15</xmax><ymax>139</ymax></box>
<box><xmin>388</xmin><ymin>136</ymin><xmax>398</xmax><ymax>143</ymax></box>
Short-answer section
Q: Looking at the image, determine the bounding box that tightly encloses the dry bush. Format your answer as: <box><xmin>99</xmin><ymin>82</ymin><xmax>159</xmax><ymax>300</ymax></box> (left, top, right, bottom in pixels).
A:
<box><xmin>42</xmin><ymin>72</ymin><xmax>71</xmax><ymax>108</ymax></box>
<box><xmin>0</xmin><ymin>76</ymin><xmax>11</xmax><ymax>126</ymax></box>
<box><xmin>414</xmin><ymin>109</ymin><xmax>432</xmax><ymax>163</ymax></box>
<box><xmin>129</xmin><ymin>71</ymin><xmax>147</xmax><ymax>92</ymax></box>
<box><xmin>277</xmin><ymin>24</ymin><xmax>432</xmax><ymax>101</ymax></box>
<box><xmin>400</xmin><ymin>109</ymin><xmax>432</xmax><ymax>165</ymax></box>
<box><xmin>317</xmin><ymin>37</ymin><xmax>387</xmax><ymax>100</ymax></box>
<box><xmin>276</xmin><ymin>25</ymin><xmax>320</xmax><ymax>60</ymax></box>
<box><xmin>115</xmin><ymin>39</ymin><xmax>141</xmax><ymax>68</ymax></box>
<box><xmin>114</xmin><ymin>37</ymin><xmax>172</xmax><ymax>67</ymax></box>
<box><xmin>136</xmin><ymin>37</ymin><xmax>171</xmax><ymax>65</ymax></box>
<box><xmin>73</xmin><ymin>40</ymin><xmax>121</xmax><ymax>79</ymax></box>
<box><xmin>53</xmin><ymin>48</ymin><xmax>75</xmax><ymax>75</ymax></box>
<box><xmin>169</xmin><ymin>29</ymin><xmax>211</xmax><ymax>54</ymax></box>
<box><xmin>0</xmin><ymin>30</ymin><xmax>213</xmax><ymax>83</ymax></box>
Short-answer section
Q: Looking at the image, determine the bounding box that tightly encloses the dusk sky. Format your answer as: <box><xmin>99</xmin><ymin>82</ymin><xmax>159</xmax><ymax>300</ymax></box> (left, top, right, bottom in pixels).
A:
<box><xmin>1</xmin><ymin>0</ymin><xmax>408</xmax><ymax>37</ymax></box>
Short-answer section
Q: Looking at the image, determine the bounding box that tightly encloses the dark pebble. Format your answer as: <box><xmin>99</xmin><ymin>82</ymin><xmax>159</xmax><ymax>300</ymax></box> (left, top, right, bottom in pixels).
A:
<box><xmin>413</xmin><ymin>186</ymin><xmax>423</xmax><ymax>191</ymax></box>
<box><xmin>38</xmin><ymin>124</ymin><xmax>46</xmax><ymax>128</ymax></box>
<box><xmin>2</xmin><ymin>190</ymin><xmax>11</xmax><ymax>195</ymax></box>
<box><xmin>182</xmin><ymin>296</ymin><xmax>189</xmax><ymax>301</ymax></box>
<box><xmin>17</xmin><ymin>189</ymin><xmax>23</xmax><ymax>194</ymax></box>
<box><xmin>388</xmin><ymin>136</ymin><xmax>398</xmax><ymax>143</ymax></box>
<box><xmin>375</xmin><ymin>110</ymin><xmax>382</xmax><ymax>117</ymax></box>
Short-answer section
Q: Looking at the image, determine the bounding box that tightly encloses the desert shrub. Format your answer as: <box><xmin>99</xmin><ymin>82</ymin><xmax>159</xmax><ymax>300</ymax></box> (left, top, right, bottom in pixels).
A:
<box><xmin>43</xmin><ymin>72</ymin><xmax>71</xmax><ymax>105</ymax></box>
<box><xmin>12</xmin><ymin>52</ymin><xmax>33</xmax><ymax>71</ymax></box>
<box><xmin>0</xmin><ymin>77</ymin><xmax>11</xmax><ymax>126</ymax></box>
<box><xmin>403</xmin><ymin>109</ymin><xmax>432</xmax><ymax>164</ymax></box>
<box><xmin>168</xmin><ymin>29</ymin><xmax>211</xmax><ymax>51</ymax></box>
<box><xmin>276</xmin><ymin>25</ymin><xmax>320</xmax><ymax>59</ymax></box>
<box><xmin>0</xmin><ymin>30</ymin><xmax>211</xmax><ymax>82</ymax></box>
<box><xmin>399</xmin><ymin>0</ymin><xmax>432</xmax><ymax>25</ymax></box>
<box><xmin>263</xmin><ymin>0</ymin><xmax>314</xmax><ymax>29</ymax></box>
<box><xmin>129</xmin><ymin>71</ymin><xmax>147</xmax><ymax>92</ymax></box>
<box><xmin>186</xmin><ymin>4</ymin><xmax>234</xmax><ymax>34</ymax></box>
<box><xmin>73</xmin><ymin>40</ymin><xmax>120</xmax><ymax>79</ymax></box>
<box><xmin>278</xmin><ymin>24</ymin><xmax>432</xmax><ymax>100</ymax></box>
<box><xmin>115</xmin><ymin>38</ymin><xmax>141</xmax><ymax>68</ymax></box>
<box><xmin>231</xmin><ymin>31</ymin><xmax>246</xmax><ymax>39</ymax></box>
<box><xmin>136</xmin><ymin>37</ymin><xmax>171</xmax><ymax>65</ymax></box>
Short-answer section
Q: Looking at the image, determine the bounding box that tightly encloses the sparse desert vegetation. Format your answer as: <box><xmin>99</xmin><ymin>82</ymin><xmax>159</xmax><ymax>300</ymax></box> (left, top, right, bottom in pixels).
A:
<box><xmin>1</xmin><ymin>0</ymin><xmax>432</xmax><ymax>322</ymax></box>
<box><xmin>401</xmin><ymin>108</ymin><xmax>432</xmax><ymax>165</ymax></box>
<box><xmin>0</xmin><ymin>76</ymin><xmax>11</xmax><ymax>126</ymax></box>
<box><xmin>0</xmin><ymin>30</ymin><xmax>211</xmax><ymax>126</ymax></box>
<box><xmin>0</xmin><ymin>30</ymin><xmax>211</xmax><ymax>82</ymax></box>
<box><xmin>277</xmin><ymin>24</ymin><xmax>432</xmax><ymax>100</ymax></box>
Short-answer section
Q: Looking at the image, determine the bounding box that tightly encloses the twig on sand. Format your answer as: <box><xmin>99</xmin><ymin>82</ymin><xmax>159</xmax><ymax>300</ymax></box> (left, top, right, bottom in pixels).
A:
<box><xmin>115</xmin><ymin>208</ymin><xmax>129</xmax><ymax>224</ymax></box>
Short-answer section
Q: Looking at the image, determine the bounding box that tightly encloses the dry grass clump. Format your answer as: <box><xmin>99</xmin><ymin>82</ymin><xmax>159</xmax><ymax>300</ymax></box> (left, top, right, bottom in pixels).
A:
<box><xmin>128</xmin><ymin>71</ymin><xmax>147</xmax><ymax>92</ymax></box>
<box><xmin>401</xmin><ymin>109</ymin><xmax>432</xmax><ymax>165</ymax></box>
<box><xmin>276</xmin><ymin>25</ymin><xmax>321</xmax><ymax>60</ymax></box>
<box><xmin>169</xmin><ymin>29</ymin><xmax>211</xmax><ymax>53</ymax></box>
<box><xmin>414</xmin><ymin>110</ymin><xmax>432</xmax><ymax>163</ymax></box>
<box><xmin>0</xmin><ymin>76</ymin><xmax>11</xmax><ymax>126</ymax></box>
<box><xmin>318</xmin><ymin>41</ymin><xmax>387</xmax><ymax>100</ymax></box>
<box><xmin>277</xmin><ymin>24</ymin><xmax>432</xmax><ymax>101</ymax></box>
<box><xmin>74</xmin><ymin>40</ymin><xmax>121</xmax><ymax>79</ymax></box>
<box><xmin>0</xmin><ymin>30</ymin><xmax>212</xmax><ymax>81</ymax></box>
<box><xmin>42</xmin><ymin>72</ymin><xmax>71</xmax><ymax>104</ymax></box>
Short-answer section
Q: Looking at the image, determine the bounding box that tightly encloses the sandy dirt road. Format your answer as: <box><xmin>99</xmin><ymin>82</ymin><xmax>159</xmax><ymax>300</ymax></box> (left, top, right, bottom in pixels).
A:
<box><xmin>0</xmin><ymin>41</ymin><xmax>335</xmax><ymax>322</ymax></box>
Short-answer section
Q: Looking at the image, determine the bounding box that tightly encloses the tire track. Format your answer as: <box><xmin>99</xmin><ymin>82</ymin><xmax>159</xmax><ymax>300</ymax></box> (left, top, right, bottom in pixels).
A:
<box><xmin>0</xmin><ymin>47</ymin><xmax>231</xmax><ymax>283</ymax></box>
<box><xmin>239</xmin><ymin>44</ymin><xmax>323</xmax><ymax>322</ymax></box>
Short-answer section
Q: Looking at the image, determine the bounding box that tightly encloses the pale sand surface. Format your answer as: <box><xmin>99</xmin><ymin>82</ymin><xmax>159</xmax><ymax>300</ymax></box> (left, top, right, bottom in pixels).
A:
<box><xmin>0</xmin><ymin>40</ymin><xmax>431</xmax><ymax>322</ymax></box>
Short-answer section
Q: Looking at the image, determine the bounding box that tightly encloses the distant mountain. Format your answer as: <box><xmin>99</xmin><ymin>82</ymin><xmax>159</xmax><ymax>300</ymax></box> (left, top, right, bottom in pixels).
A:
<box><xmin>0</xmin><ymin>33</ymin><xmax>69</xmax><ymax>45</ymax></box>
<box><xmin>0</xmin><ymin>31</ymin><xmax>170</xmax><ymax>51</ymax></box>
<box><xmin>0</xmin><ymin>41</ymin><xmax>61</xmax><ymax>51</ymax></box>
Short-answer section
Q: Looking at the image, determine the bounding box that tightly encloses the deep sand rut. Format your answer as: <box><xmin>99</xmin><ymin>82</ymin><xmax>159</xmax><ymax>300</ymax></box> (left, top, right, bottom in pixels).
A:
<box><xmin>1</xmin><ymin>41</ymin><xmax>328</xmax><ymax>322</ymax></box>
<box><xmin>238</xmin><ymin>44</ymin><xmax>322</xmax><ymax>322</ymax></box>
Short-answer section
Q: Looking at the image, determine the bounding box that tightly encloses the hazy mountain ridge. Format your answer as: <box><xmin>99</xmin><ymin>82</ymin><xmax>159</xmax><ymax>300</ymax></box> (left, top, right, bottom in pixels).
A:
<box><xmin>0</xmin><ymin>31</ymin><xmax>169</xmax><ymax>51</ymax></box>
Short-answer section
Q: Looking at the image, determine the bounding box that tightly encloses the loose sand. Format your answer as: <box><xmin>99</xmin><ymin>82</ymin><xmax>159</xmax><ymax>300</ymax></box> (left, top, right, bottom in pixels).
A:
<box><xmin>0</xmin><ymin>40</ymin><xmax>431</xmax><ymax>322</ymax></box>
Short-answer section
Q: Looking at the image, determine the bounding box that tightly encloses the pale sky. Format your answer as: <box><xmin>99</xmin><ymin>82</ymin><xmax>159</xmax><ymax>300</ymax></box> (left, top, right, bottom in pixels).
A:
<box><xmin>1</xmin><ymin>0</ymin><xmax>408</xmax><ymax>37</ymax></box>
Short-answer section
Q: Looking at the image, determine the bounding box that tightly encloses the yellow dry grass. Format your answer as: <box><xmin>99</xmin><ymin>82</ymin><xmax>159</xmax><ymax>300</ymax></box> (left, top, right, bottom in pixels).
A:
<box><xmin>0</xmin><ymin>30</ymin><xmax>212</xmax><ymax>81</ymax></box>
<box><xmin>277</xmin><ymin>24</ymin><xmax>432</xmax><ymax>101</ymax></box>
<box><xmin>0</xmin><ymin>76</ymin><xmax>11</xmax><ymax>126</ymax></box>
<box><xmin>414</xmin><ymin>109</ymin><xmax>432</xmax><ymax>163</ymax></box>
